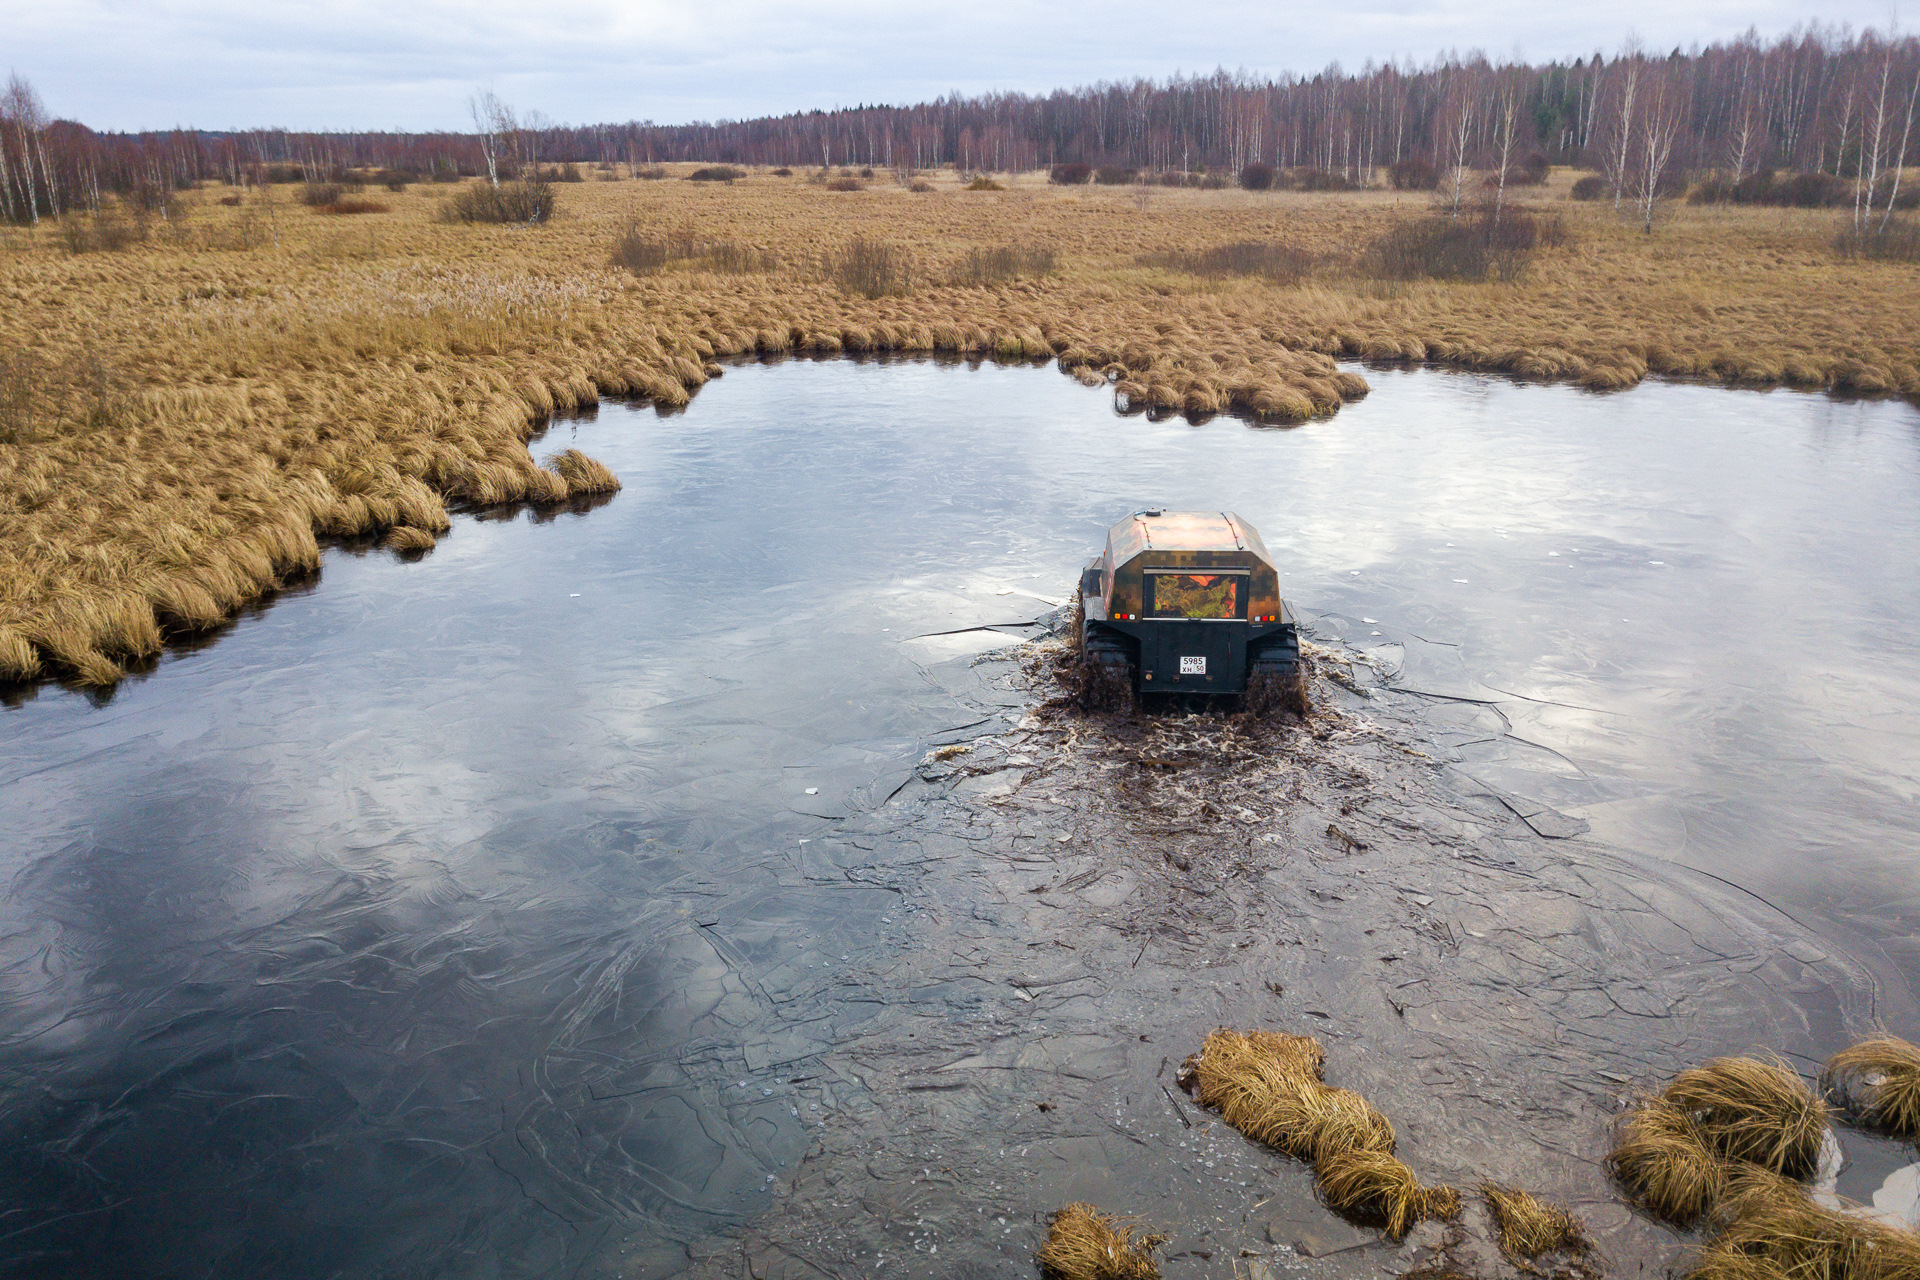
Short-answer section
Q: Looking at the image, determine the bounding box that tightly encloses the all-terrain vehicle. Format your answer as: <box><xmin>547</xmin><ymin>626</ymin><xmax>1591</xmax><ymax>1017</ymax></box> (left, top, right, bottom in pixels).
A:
<box><xmin>1076</xmin><ymin>509</ymin><xmax>1306</xmax><ymax>714</ymax></box>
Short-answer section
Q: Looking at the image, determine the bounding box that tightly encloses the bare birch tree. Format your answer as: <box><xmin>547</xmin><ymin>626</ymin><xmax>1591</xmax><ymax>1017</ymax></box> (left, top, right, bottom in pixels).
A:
<box><xmin>1875</xmin><ymin>58</ymin><xmax>1919</xmax><ymax>230</ymax></box>
<box><xmin>1858</xmin><ymin>46</ymin><xmax>1895</xmax><ymax>229</ymax></box>
<box><xmin>469</xmin><ymin>91</ymin><xmax>511</xmax><ymax>186</ymax></box>
<box><xmin>1727</xmin><ymin>52</ymin><xmax>1766</xmax><ymax>182</ymax></box>
<box><xmin>1634</xmin><ymin>65</ymin><xmax>1685</xmax><ymax>233</ymax></box>
<box><xmin>1490</xmin><ymin>71</ymin><xmax>1521</xmax><ymax>225</ymax></box>
<box><xmin>2</xmin><ymin>73</ymin><xmax>46</xmax><ymax>225</ymax></box>
<box><xmin>1606</xmin><ymin>47</ymin><xmax>1643</xmax><ymax>212</ymax></box>
<box><xmin>1439</xmin><ymin>68</ymin><xmax>1480</xmax><ymax>219</ymax></box>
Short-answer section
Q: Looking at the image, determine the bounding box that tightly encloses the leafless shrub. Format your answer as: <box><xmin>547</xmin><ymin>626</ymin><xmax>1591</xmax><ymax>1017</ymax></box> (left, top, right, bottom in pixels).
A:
<box><xmin>315</xmin><ymin>199</ymin><xmax>390</xmax><ymax>216</ymax></box>
<box><xmin>1691</xmin><ymin>169</ymin><xmax>1854</xmax><ymax>207</ymax></box>
<box><xmin>59</xmin><ymin>209</ymin><xmax>145</xmax><ymax>254</ymax></box>
<box><xmin>706</xmin><ymin>240</ymin><xmax>778</xmax><ymax>272</ymax></box>
<box><xmin>1292</xmin><ymin>168</ymin><xmax>1360</xmax><ymax>191</ymax></box>
<box><xmin>909</xmin><ymin>179</ymin><xmax>935</xmax><ymax>193</ymax></box>
<box><xmin>826</xmin><ymin>234</ymin><xmax>911</xmax><ymax>297</ymax></box>
<box><xmin>610</xmin><ymin>225</ymin><xmax>774</xmax><ymax>274</ymax></box>
<box><xmin>0</xmin><ymin>350</ymin><xmax>123</xmax><ymax>444</ymax></box>
<box><xmin>687</xmin><ymin>166</ymin><xmax>744</xmax><ymax>182</ymax></box>
<box><xmin>949</xmin><ymin>244</ymin><xmax>1057</xmax><ymax>286</ymax></box>
<box><xmin>635</xmin><ymin>165</ymin><xmax>667</xmax><ymax>180</ymax></box>
<box><xmin>824</xmin><ymin>176</ymin><xmax>864</xmax><ymax>191</ymax></box>
<box><xmin>300</xmin><ymin>183</ymin><xmax>344</xmax><ymax>207</ymax></box>
<box><xmin>1138</xmin><ymin>240</ymin><xmax>1316</xmax><ymax>285</ymax></box>
<box><xmin>610</xmin><ymin>224</ymin><xmax>698</xmax><ymax>272</ymax></box>
<box><xmin>195</xmin><ymin>203</ymin><xmax>271</xmax><ymax>251</ymax></box>
<box><xmin>0</xmin><ymin>352</ymin><xmax>44</xmax><ymax>443</ymax></box>
<box><xmin>1833</xmin><ymin>217</ymin><xmax>1920</xmax><ymax>262</ymax></box>
<box><xmin>441</xmin><ymin>180</ymin><xmax>555</xmax><ymax>224</ymax></box>
<box><xmin>1389</xmin><ymin>158</ymin><xmax>1441</xmax><ymax>190</ymax></box>
<box><xmin>1362</xmin><ymin>204</ymin><xmax>1569</xmax><ymax>282</ymax></box>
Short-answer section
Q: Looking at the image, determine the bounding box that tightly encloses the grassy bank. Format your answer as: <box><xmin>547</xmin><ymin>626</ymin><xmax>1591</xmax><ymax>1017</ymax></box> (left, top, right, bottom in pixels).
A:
<box><xmin>3</xmin><ymin>167</ymin><xmax>1918</xmax><ymax>688</ymax></box>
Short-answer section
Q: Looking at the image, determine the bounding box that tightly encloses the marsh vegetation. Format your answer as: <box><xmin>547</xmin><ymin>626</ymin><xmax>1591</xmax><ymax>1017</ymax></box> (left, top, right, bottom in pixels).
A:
<box><xmin>3</xmin><ymin>165</ymin><xmax>1920</xmax><ymax>689</ymax></box>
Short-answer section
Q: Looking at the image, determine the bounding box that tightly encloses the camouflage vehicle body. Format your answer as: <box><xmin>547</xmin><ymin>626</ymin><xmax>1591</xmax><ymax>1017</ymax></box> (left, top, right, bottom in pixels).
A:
<box><xmin>1079</xmin><ymin>509</ymin><xmax>1302</xmax><ymax>705</ymax></box>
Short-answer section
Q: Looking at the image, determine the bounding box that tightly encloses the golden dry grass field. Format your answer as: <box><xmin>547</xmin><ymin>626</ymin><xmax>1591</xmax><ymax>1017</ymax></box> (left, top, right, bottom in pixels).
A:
<box><xmin>2</xmin><ymin>166</ymin><xmax>1917</xmax><ymax>687</ymax></box>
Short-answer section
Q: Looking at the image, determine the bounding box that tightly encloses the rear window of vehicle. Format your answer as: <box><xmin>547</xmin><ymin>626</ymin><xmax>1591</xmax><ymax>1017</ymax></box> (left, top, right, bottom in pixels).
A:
<box><xmin>1146</xmin><ymin>572</ymin><xmax>1244</xmax><ymax>619</ymax></box>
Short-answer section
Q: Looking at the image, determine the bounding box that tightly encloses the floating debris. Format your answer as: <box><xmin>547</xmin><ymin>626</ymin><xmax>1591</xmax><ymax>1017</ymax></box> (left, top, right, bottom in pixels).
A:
<box><xmin>1038</xmin><ymin>1203</ymin><xmax>1166</xmax><ymax>1280</ymax></box>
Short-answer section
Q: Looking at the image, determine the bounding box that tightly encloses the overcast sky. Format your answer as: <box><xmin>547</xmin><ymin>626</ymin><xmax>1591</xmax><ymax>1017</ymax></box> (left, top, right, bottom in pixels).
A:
<box><xmin>6</xmin><ymin>0</ymin><xmax>1904</xmax><ymax>133</ymax></box>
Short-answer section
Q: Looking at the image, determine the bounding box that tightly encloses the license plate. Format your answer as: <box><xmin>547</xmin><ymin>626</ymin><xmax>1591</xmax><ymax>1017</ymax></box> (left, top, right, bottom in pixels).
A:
<box><xmin>1179</xmin><ymin>656</ymin><xmax>1206</xmax><ymax>675</ymax></box>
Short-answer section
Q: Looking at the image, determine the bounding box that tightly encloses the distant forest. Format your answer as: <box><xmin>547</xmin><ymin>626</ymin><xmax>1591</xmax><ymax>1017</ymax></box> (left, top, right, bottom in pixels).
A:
<box><xmin>2</xmin><ymin>24</ymin><xmax>1917</xmax><ymax>222</ymax></box>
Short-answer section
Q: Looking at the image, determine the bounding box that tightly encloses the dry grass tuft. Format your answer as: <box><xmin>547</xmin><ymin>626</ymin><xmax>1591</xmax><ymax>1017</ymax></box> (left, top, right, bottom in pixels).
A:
<box><xmin>1480</xmin><ymin>1182</ymin><xmax>1589</xmax><ymax>1260</ymax></box>
<box><xmin>1607</xmin><ymin>1096</ymin><xmax>1727</xmax><ymax>1228</ymax></box>
<box><xmin>1664</xmin><ymin>1056</ymin><xmax>1829</xmax><ymax>1180</ymax></box>
<box><xmin>1183</xmin><ymin>1028</ymin><xmax>1456</xmax><ymax>1240</ymax></box>
<box><xmin>384</xmin><ymin>526</ymin><xmax>436</xmax><ymax>554</ymax></box>
<box><xmin>546</xmin><ymin>448</ymin><xmax>622</xmax><ymax>496</ymax></box>
<box><xmin>1612</xmin><ymin>1053</ymin><xmax>1920</xmax><ymax>1280</ymax></box>
<box><xmin>1825</xmin><ymin>1036</ymin><xmax>1920</xmax><ymax>1139</ymax></box>
<box><xmin>1038</xmin><ymin>1203</ymin><xmax>1166</xmax><ymax>1280</ymax></box>
<box><xmin>0</xmin><ymin>625</ymin><xmax>43</xmax><ymax>681</ymax></box>
<box><xmin>1689</xmin><ymin>1166</ymin><xmax>1920</xmax><ymax>1280</ymax></box>
<box><xmin>1316</xmin><ymin>1149</ymin><xmax>1455</xmax><ymax>1240</ymax></box>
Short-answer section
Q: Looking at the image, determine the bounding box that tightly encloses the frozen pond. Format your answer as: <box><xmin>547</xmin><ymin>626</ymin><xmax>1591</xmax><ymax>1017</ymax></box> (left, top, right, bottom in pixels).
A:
<box><xmin>0</xmin><ymin>356</ymin><xmax>1916</xmax><ymax>1276</ymax></box>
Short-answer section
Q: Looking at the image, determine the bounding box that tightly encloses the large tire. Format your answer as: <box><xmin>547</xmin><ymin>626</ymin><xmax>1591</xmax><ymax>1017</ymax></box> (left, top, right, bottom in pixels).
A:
<box><xmin>1245</xmin><ymin>652</ymin><xmax>1311</xmax><ymax>718</ymax></box>
<box><xmin>1080</xmin><ymin>625</ymin><xmax>1136</xmax><ymax>714</ymax></box>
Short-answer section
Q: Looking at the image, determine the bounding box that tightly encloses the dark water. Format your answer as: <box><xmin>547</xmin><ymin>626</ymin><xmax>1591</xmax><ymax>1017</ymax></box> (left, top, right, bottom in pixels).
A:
<box><xmin>1</xmin><ymin>356</ymin><xmax>1916</xmax><ymax>1276</ymax></box>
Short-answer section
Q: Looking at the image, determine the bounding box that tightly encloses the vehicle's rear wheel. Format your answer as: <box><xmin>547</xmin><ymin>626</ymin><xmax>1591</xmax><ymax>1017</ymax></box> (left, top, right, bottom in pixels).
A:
<box><xmin>1080</xmin><ymin>627</ymin><xmax>1136</xmax><ymax>713</ymax></box>
<box><xmin>1245</xmin><ymin>651</ymin><xmax>1311</xmax><ymax>718</ymax></box>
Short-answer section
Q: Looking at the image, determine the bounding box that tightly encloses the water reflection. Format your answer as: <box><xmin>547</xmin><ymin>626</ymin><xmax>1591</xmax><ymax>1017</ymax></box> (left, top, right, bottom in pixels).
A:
<box><xmin>0</xmin><ymin>355</ymin><xmax>1916</xmax><ymax>1276</ymax></box>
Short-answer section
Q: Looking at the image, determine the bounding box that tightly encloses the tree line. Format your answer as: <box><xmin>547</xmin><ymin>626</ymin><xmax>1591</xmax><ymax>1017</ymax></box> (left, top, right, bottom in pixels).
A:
<box><xmin>4</xmin><ymin>24</ymin><xmax>1916</xmax><ymax>227</ymax></box>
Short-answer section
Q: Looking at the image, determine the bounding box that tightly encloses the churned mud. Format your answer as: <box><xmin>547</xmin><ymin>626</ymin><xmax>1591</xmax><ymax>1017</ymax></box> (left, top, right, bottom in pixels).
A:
<box><xmin>677</xmin><ymin>620</ymin><xmax>1907</xmax><ymax>1279</ymax></box>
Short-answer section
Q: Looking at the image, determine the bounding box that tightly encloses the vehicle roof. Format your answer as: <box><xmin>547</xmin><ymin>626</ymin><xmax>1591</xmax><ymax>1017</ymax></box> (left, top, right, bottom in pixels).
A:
<box><xmin>1105</xmin><ymin>509</ymin><xmax>1272</xmax><ymax>563</ymax></box>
